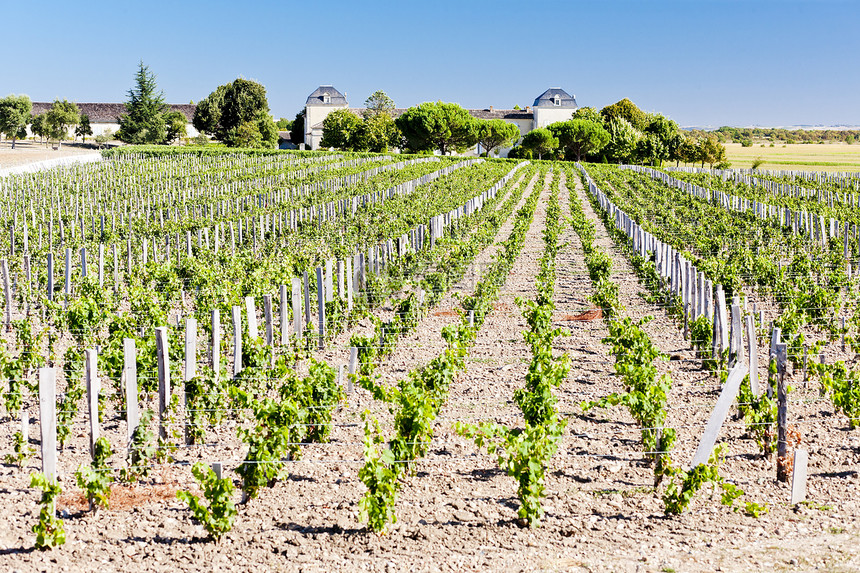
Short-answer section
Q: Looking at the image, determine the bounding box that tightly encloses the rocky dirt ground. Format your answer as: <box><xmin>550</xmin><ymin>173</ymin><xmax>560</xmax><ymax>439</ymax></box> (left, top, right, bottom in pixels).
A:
<box><xmin>0</xmin><ymin>164</ymin><xmax>858</xmax><ymax>572</ymax></box>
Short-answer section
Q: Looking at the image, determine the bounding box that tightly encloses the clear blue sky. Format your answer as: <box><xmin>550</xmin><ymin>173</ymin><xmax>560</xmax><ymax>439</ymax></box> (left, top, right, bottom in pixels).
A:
<box><xmin>2</xmin><ymin>0</ymin><xmax>858</xmax><ymax>127</ymax></box>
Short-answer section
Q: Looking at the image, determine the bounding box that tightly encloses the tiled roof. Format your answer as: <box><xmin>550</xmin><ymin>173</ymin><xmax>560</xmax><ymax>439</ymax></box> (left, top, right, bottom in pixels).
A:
<box><xmin>533</xmin><ymin>88</ymin><xmax>577</xmax><ymax>108</ymax></box>
<box><xmin>31</xmin><ymin>102</ymin><xmax>196</xmax><ymax>123</ymax></box>
<box><xmin>305</xmin><ymin>86</ymin><xmax>348</xmax><ymax>106</ymax></box>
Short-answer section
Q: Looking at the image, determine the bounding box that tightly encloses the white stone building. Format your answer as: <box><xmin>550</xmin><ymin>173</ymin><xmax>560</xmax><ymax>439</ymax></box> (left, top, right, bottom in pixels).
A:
<box><xmin>301</xmin><ymin>85</ymin><xmax>578</xmax><ymax>157</ymax></box>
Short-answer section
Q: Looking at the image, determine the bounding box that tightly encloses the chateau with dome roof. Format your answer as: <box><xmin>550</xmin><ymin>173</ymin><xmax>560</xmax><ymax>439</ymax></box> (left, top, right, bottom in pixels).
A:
<box><xmin>302</xmin><ymin>85</ymin><xmax>579</xmax><ymax>157</ymax></box>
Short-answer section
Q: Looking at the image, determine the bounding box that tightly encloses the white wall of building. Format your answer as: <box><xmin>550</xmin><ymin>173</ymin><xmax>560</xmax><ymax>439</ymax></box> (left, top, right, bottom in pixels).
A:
<box><xmin>533</xmin><ymin>107</ymin><xmax>576</xmax><ymax>129</ymax></box>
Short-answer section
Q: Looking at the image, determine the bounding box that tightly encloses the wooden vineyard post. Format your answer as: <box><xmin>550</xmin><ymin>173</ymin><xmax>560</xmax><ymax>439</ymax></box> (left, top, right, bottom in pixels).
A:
<box><xmin>211</xmin><ymin>309</ymin><xmax>220</xmax><ymax>375</ymax></box>
<box><xmin>1</xmin><ymin>259</ymin><xmax>11</xmax><ymax>331</ymax></box>
<box><xmin>85</xmin><ymin>348</ymin><xmax>100</xmax><ymax>460</ymax></box>
<box><xmin>683</xmin><ymin>303</ymin><xmax>689</xmax><ymax>340</ymax></box>
<box><xmin>155</xmin><ymin>327</ymin><xmax>170</xmax><ymax>441</ymax></box>
<box><xmin>23</xmin><ymin>254</ymin><xmax>31</xmax><ymax>315</ymax></box>
<box><xmin>263</xmin><ymin>294</ymin><xmax>274</xmax><ymax>347</ymax></box>
<box><xmin>348</xmin><ymin>346</ymin><xmax>357</xmax><ymax>394</ymax></box>
<box><xmin>232</xmin><ymin>306</ymin><xmax>242</xmax><ymax>378</ymax></box>
<box><xmin>39</xmin><ymin>367</ymin><xmax>57</xmax><ymax>482</ymax></box>
<box><xmin>64</xmin><ymin>247</ymin><xmax>72</xmax><ymax>305</ymax></box>
<box><xmin>337</xmin><ymin>260</ymin><xmax>344</xmax><ymax>300</ymax></box>
<box><xmin>303</xmin><ymin>271</ymin><xmax>311</xmax><ymax>330</ymax></box>
<box><xmin>775</xmin><ymin>342</ymin><xmax>789</xmax><ymax>483</ymax></box>
<box><xmin>325</xmin><ymin>259</ymin><xmax>334</xmax><ymax>302</ymax></box>
<box><xmin>124</xmin><ymin>338</ymin><xmax>139</xmax><ymax>446</ymax></box>
<box><xmin>745</xmin><ymin>315</ymin><xmax>759</xmax><ymax>395</ymax></box>
<box><xmin>245</xmin><ymin>296</ymin><xmax>258</xmax><ymax>340</ymax></box>
<box><xmin>346</xmin><ymin>257</ymin><xmax>354</xmax><ymax>310</ymax></box>
<box><xmin>279</xmin><ymin>285</ymin><xmax>288</xmax><ymax>345</ymax></box>
<box><xmin>714</xmin><ymin>287</ymin><xmax>729</xmax><ymax>361</ymax></box>
<box><xmin>112</xmin><ymin>244</ymin><xmax>119</xmax><ymax>293</ymax></box>
<box><xmin>292</xmin><ymin>277</ymin><xmax>302</xmax><ymax>337</ymax></box>
<box><xmin>790</xmin><ymin>449</ymin><xmax>809</xmax><ymax>504</ymax></box>
<box><xmin>184</xmin><ymin>317</ymin><xmax>197</xmax><ymax>445</ymax></box>
<box><xmin>316</xmin><ymin>266</ymin><xmax>326</xmax><ymax>350</ymax></box>
<box><xmin>730</xmin><ymin>303</ymin><xmax>744</xmax><ymax>368</ymax></box>
<box><xmin>47</xmin><ymin>252</ymin><xmax>54</xmax><ymax>301</ymax></box>
<box><xmin>98</xmin><ymin>244</ymin><xmax>104</xmax><ymax>288</ymax></box>
<box><xmin>690</xmin><ymin>363</ymin><xmax>748</xmax><ymax>468</ymax></box>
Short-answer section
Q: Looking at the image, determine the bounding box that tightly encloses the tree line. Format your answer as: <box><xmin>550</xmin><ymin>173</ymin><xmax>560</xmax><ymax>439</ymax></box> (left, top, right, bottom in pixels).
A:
<box><xmin>0</xmin><ymin>96</ymin><xmax>92</xmax><ymax>149</ymax></box>
<box><xmin>313</xmin><ymin>94</ymin><xmax>729</xmax><ymax>168</ymax></box>
<box><xmin>0</xmin><ymin>62</ymin><xmax>283</xmax><ymax>150</ymax></box>
<box><xmin>316</xmin><ymin>94</ymin><xmax>522</xmax><ymax>157</ymax></box>
<box><xmin>707</xmin><ymin>126</ymin><xmax>859</xmax><ymax>146</ymax></box>
<box><xmin>513</xmin><ymin>98</ymin><xmax>728</xmax><ymax>167</ymax></box>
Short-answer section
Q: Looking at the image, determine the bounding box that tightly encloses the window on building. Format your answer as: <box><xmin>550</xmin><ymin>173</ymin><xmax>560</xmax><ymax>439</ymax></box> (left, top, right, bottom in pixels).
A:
<box><xmin>553</xmin><ymin>96</ymin><xmax>561</xmax><ymax>106</ymax></box>
<box><xmin>323</xmin><ymin>94</ymin><xmax>331</xmax><ymax>104</ymax></box>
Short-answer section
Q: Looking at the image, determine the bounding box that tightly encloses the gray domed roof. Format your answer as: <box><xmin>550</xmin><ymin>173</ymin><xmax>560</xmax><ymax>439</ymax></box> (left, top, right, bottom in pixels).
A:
<box><xmin>305</xmin><ymin>85</ymin><xmax>348</xmax><ymax>106</ymax></box>
<box><xmin>533</xmin><ymin>88</ymin><xmax>577</xmax><ymax>108</ymax></box>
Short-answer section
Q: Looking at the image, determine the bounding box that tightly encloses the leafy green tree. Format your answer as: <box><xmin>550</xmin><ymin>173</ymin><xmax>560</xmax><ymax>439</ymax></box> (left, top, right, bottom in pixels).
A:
<box><xmin>276</xmin><ymin>117</ymin><xmax>292</xmax><ymax>130</ymax></box>
<box><xmin>635</xmin><ymin>133</ymin><xmax>668</xmax><ymax>166</ymax></box>
<box><xmin>74</xmin><ymin>114</ymin><xmax>92</xmax><ymax>143</ymax></box>
<box><xmin>289</xmin><ymin>112</ymin><xmax>304</xmax><ymax>145</ymax></box>
<box><xmin>364</xmin><ymin>90</ymin><xmax>395</xmax><ymax>117</ymax></box>
<box><xmin>357</xmin><ymin>90</ymin><xmax>400</xmax><ymax>152</ymax></box>
<box><xmin>521</xmin><ymin>127</ymin><xmax>558</xmax><ymax>160</ymax></box>
<box><xmin>196</xmin><ymin>79</ymin><xmax>276</xmax><ymax>148</ymax></box>
<box><xmin>675</xmin><ymin>137</ymin><xmax>698</xmax><ymax>166</ymax></box>
<box><xmin>572</xmin><ymin>106</ymin><xmax>602</xmax><ymax>124</ymax></box>
<box><xmin>603</xmin><ymin>117</ymin><xmax>641</xmax><ymax>164</ymax></box>
<box><xmin>0</xmin><ymin>94</ymin><xmax>32</xmax><ymax>148</ymax></box>
<box><xmin>396</xmin><ymin>101</ymin><xmax>478</xmax><ymax>155</ymax></box>
<box><xmin>358</xmin><ymin>112</ymin><xmax>399</xmax><ymax>152</ymax></box>
<box><xmin>256</xmin><ymin>111</ymin><xmax>278</xmax><ymax>148</ymax></box>
<box><xmin>644</xmin><ymin>114</ymin><xmax>682</xmax><ymax>166</ymax></box>
<box><xmin>476</xmin><ymin>119</ymin><xmax>520</xmax><ymax>157</ymax></box>
<box><xmin>600</xmin><ymin>98</ymin><xmax>648</xmax><ymax>131</ymax></box>
<box><xmin>45</xmin><ymin>99</ymin><xmax>80</xmax><ymax>148</ymax></box>
<box><xmin>117</xmin><ymin>61</ymin><xmax>169</xmax><ymax>144</ymax></box>
<box><xmin>548</xmin><ymin>119</ymin><xmax>610</xmax><ymax>161</ymax></box>
<box><xmin>507</xmin><ymin>145</ymin><xmax>533</xmax><ymax>159</ymax></box>
<box><xmin>698</xmin><ymin>135</ymin><xmax>727</xmax><ymax>168</ymax></box>
<box><xmin>30</xmin><ymin>113</ymin><xmax>48</xmax><ymax>146</ymax></box>
<box><xmin>229</xmin><ymin>112</ymin><xmax>277</xmax><ymax>149</ymax></box>
<box><xmin>234</xmin><ymin>121</ymin><xmax>263</xmax><ymax>148</ymax></box>
<box><xmin>320</xmin><ymin>109</ymin><xmax>363</xmax><ymax>150</ymax></box>
<box><xmin>192</xmin><ymin>84</ymin><xmax>227</xmax><ymax>135</ymax></box>
<box><xmin>164</xmin><ymin>110</ymin><xmax>187</xmax><ymax>143</ymax></box>
<box><xmin>218</xmin><ymin>79</ymin><xmax>270</xmax><ymax>145</ymax></box>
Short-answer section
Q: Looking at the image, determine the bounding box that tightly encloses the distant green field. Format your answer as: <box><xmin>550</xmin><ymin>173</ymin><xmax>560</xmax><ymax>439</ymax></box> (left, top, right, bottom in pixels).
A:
<box><xmin>722</xmin><ymin>142</ymin><xmax>860</xmax><ymax>172</ymax></box>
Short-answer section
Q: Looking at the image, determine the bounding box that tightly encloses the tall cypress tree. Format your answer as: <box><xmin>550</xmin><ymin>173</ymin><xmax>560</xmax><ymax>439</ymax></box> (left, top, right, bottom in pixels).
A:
<box><xmin>117</xmin><ymin>61</ymin><xmax>168</xmax><ymax>144</ymax></box>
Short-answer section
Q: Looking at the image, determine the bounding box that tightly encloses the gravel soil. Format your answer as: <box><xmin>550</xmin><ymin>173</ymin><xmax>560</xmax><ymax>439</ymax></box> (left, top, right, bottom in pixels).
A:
<box><xmin>0</xmin><ymin>167</ymin><xmax>858</xmax><ymax>572</ymax></box>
